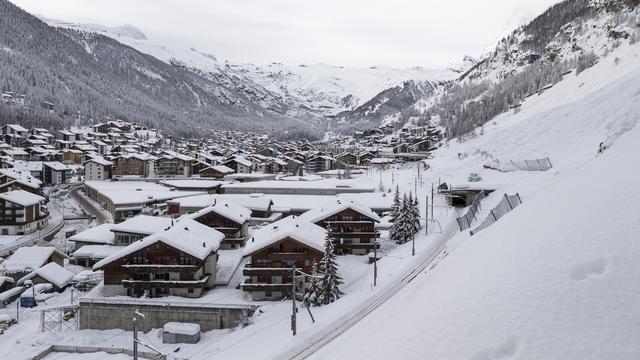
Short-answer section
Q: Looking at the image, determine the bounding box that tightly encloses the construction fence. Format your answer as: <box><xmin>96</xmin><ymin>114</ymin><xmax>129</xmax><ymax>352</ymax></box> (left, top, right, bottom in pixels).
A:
<box><xmin>484</xmin><ymin>158</ymin><xmax>552</xmax><ymax>172</ymax></box>
<box><xmin>470</xmin><ymin>193</ymin><xmax>522</xmax><ymax>236</ymax></box>
<box><xmin>456</xmin><ymin>191</ymin><xmax>486</xmax><ymax>231</ymax></box>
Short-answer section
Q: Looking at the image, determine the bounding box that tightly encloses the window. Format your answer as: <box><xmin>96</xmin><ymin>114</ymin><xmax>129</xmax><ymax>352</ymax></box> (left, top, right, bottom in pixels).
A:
<box><xmin>265</xmin><ymin>290</ymin><xmax>272</xmax><ymax>297</ymax></box>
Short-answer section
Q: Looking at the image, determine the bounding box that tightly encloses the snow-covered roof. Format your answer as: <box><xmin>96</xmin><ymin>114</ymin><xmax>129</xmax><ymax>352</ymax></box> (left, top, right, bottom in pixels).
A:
<box><xmin>182</xmin><ymin>201</ymin><xmax>251</xmax><ymax>224</ymax></box>
<box><xmin>210</xmin><ymin>164</ymin><xmax>234</xmax><ymax>174</ymax></box>
<box><xmin>160</xmin><ymin>179</ymin><xmax>225</xmax><ymax>189</ymax></box>
<box><xmin>0</xmin><ymin>190</ymin><xmax>44</xmax><ymax>207</ymax></box>
<box><xmin>0</xmin><ymin>168</ymin><xmax>42</xmax><ymax>187</ymax></box>
<box><xmin>299</xmin><ymin>199</ymin><xmax>381</xmax><ymax>223</ymax></box>
<box><xmin>84</xmin><ymin>180</ymin><xmax>206</xmax><ymax>206</ymax></box>
<box><xmin>226</xmin><ymin>156</ymin><xmax>252</xmax><ymax>167</ymax></box>
<box><xmin>3</xmin><ymin>246</ymin><xmax>65</xmax><ymax>273</ymax></box>
<box><xmin>43</xmin><ymin>161</ymin><xmax>71</xmax><ymax>171</ymax></box>
<box><xmin>243</xmin><ymin>216</ymin><xmax>326</xmax><ymax>256</ymax></box>
<box><xmin>163</xmin><ymin>322</ymin><xmax>201</xmax><ymax>335</ymax></box>
<box><xmin>68</xmin><ymin>223</ymin><xmax>114</xmax><ymax>245</ymax></box>
<box><xmin>170</xmin><ymin>194</ymin><xmax>273</xmax><ymax>212</ymax></box>
<box><xmin>94</xmin><ymin>219</ymin><xmax>224</xmax><ymax>270</ymax></box>
<box><xmin>72</xmin><ymin>245</ymin><xmax>126</xmax><ymax>259</ymax></box>
<box><xmin>110</xmin><ymin>215</ymin><xmax>174</xmax><ymax>235</ymax></box>
<box><xmin>84</xmin><ymin>157</ymin><xmax>113</xmax><ymax>166</ymax></box>
<box><xmin>17</xmin><ymin>262</ymin><xmax>75</xmax><ymax>289</ymax></box>
<box><xmin>4</xmin><ymin>124</ymin><xmax>27</xmax><ymax>132</ymax></box>
<box><xmin>0</xmin><ymin>276</ymin><xmax>15</xmax><ymax>287</ymax></box>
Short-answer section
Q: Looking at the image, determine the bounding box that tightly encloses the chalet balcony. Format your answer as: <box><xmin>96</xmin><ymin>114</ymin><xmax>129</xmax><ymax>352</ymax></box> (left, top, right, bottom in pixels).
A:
<box><xmin>243</xmin><ymin>266</ymin><xmax>293</xmax><ymax>276</ymax></box>
<box><xmin>329</xmin><ymin>231</ymin><xmax>381</xmax><ymax>238</ymax></box>
<box><xmin>334</xmin><ymin>242</ymin><xmax>381</xmax><ymax>250</ymax></box>
<box><xmin>241</xmin><ymin>279</ymin><xmax>292</xmax><ymax>292</ymax></box>
<box><xmin>122</xmin><ymin>264</ymin><xmax>200</xmax><ymax>274</ymax></box>
<box><xmin>264</xmin><ymin>252</ymin><xmax>310</xmax><ymax>261</ymax></box>
<box><xmin>222</xmin><ymin>236</ymin><xmax>246</xmax><ymax>244</ymax></box>
<box><xmin>122</xmin><ymin>275</ymin><xmax>209</xmax><ymax>289</ymax></box>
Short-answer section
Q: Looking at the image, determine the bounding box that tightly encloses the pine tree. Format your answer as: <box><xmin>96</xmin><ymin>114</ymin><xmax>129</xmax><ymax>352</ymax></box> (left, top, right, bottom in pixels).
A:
<box><xmin>390</xmin><ymin>186</ymin><xmax>401</xmax><ymax>223</ymax></box>
<box><xmin>390</xmin><ymin>194</ymin><xmax>415</xmax><ymax>244</ymax></box>
<box><xmin>315</xmin><ymin>235</ymin><xmax>343</xmax><ymax>305</ymax></box>
<box><xmin>409</xmin><ymin>192</ymin><xmax>421</xmax><ymax>233</ymax></box>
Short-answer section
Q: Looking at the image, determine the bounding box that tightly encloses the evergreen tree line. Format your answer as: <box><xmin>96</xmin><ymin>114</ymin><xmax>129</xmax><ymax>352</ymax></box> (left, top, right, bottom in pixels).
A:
<box><xmin>389</xmin><ymin>186</ymin><xmax>421</xmax><ymax>244</ymax></box>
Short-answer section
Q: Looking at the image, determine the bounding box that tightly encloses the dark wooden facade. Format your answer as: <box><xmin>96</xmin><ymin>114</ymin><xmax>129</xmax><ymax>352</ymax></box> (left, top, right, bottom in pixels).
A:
<box><xmin>100</xmin><ymin>242</ymin><xmax>216</xmax><ymax>298</ymax></box>
<box><xmin>242</xmin><ymin>237</ymin><xmax>323</xmax><ymax>300</ymax></box>
<box><xmin>312</xmin><ymin>208</ymin><xmax>380</xmax><ymax>255</ymax></box>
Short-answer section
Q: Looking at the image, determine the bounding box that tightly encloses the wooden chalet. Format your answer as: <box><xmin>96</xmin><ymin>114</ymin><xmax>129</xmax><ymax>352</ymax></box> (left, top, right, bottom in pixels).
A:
<box><xmin>93</xmin><ymin>219</ymin><xmax>224</xmax><ymax>298</ymax></box>
<box><xmin>182</xmin><ymin>201</ymin><xmax>251</xmax><ymax>249</ymax></box>
<box><xmin>299</xmin><ymin>200</ymin><xmax>381</xmax><ymax>255</ymax></box>
<box><xmin>242</xmin><ymin>217</ymin><xmax>326</xmax><ymax>301</ymax></box>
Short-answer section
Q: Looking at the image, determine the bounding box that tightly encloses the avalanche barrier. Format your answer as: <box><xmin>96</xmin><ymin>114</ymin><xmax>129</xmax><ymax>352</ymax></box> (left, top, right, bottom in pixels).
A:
<box><xmin>484</xmin><ymin>158</ymin><xmax>552</xmax><ymax>172</ymax></box>
<box><xmin>470</xmin><ymin>193</ymin><xmax>522</xmax><ymax>236</ymax></box>
<box><xmin>456</xmin><ymin>191</ymin><xmax>486</xmax><ymax>231</ymax></box>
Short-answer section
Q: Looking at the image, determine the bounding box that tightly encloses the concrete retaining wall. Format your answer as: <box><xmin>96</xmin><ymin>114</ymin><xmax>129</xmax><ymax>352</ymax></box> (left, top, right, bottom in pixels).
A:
<box><xmin>79</xmin><ymin>299</ymin><xmax>255</xmax><ymax>332</ymax></box>
<box><xmin>29</xmin><ymin>345</ymin><xmax>164</xmax><ymax>360</ymax></box>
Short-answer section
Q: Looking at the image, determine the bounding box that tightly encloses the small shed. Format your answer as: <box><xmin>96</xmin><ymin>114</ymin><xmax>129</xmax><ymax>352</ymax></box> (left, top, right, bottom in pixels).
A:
<box><xmin>17</xmin><ymin>263</ymin><xmax>75</xmax><ymax>292</ymax></box>
<box><xmin>162</xmin><ymin>322</ymin><xmax>201</xmax><ymax>344</ymax></box>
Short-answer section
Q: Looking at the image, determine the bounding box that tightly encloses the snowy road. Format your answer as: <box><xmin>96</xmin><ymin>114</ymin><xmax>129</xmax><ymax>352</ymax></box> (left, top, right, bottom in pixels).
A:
<box><xmin>280</xmin><ymin>217</ymin><xmax>460</xmax><ymax>360</ymax></box>
<box><xmin>70</xmin><ymin>187</ymin><xmax>110</xmax><ymax>224</ymax></box>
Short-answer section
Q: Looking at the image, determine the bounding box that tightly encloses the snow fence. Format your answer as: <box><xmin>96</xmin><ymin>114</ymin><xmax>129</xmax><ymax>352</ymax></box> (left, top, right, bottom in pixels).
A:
<box><xmin>456</xmin><ymin>191</ymin><xmax>486</xmax><ymax>231</ymax></box>
<box><xmin>470</xmin><ymin>193</ymin><xmax>522</xmax><ymax>236</ymax></box>
<box><xmin>484</xmin><ymin>158</ymin><xmax>552</xmax><ymax>172</ymax></box>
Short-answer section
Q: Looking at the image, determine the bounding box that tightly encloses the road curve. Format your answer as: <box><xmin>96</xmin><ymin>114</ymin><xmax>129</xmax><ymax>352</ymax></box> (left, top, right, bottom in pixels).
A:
<box><xmin>70</xmin><ymin>187</ymin><xmax>110</xmax><ymax>224</ymax></box>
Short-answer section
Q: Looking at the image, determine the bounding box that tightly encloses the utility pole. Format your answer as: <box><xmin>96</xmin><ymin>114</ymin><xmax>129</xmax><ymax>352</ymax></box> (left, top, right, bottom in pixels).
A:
<box><xmin>373</xmin><ymin>239</ymin><xmax>378</xmax><ymax>286</ymax></box>
<box><xmin>425</xmin><ymin>195</ymin><xmax>429</xmax><ymax>235</ymax></box>
<box><xmin>431</xmin><ymin>184</ymin><xmax>435</xmax><ymax>220</ymax></box>
<box><xmin>133</xmin><ymin>315</ymin><xmax>138</xmax><ymax>360</ymax></box>
<box><xmin>291</xmin><ymin>263</ymin><xmax>297</xmax><ymax>336</ymax></box>
<box><xmin>412</xmin><ymin>232</ymin><xmax>416</xmax><ymax>256</ymax></box>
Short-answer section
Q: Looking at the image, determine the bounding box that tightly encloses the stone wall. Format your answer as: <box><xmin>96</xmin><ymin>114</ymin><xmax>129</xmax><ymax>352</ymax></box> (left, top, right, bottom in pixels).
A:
<box><xmin>79</xmin><ymin>299</ymin><xmax>255</xmax><ymax>332</ymax></box>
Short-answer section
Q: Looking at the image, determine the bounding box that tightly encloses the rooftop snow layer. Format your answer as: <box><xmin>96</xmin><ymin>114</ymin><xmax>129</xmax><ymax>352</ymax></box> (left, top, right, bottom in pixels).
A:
<box><xmin>110</xmin><ymin>215</ymin><xmax>174</xmax><ymax>235</ymax></box>
<box><xmin>2</xmin><ymin>246</ymin><xmax>64</xmax><ymax>273</ymax></box>
<box><xmin>0</xmin><ymin>190</ymin><xmax>44</xmax><ymax>207</ymax></box>
<box><xmin>68</xmin><ymin>223</ymin><xmax>115</xmax><ymax>245</ymax></box>
<box><xmin>94</xmin><ymin>219</ymin><xmax>224</xmax><ymax>270</ymax></box>
<box><xmin>17</xmin><ymin>262</ymin><xmax>75</xmax><ymax>289</ymax></box>
<box><xmin>243</xmin><ymin>216</ymin><xmax>326</xmax><ymax>256</ymax></box>
<box><xmin>182</xmin><ymin>201</ymin><xmax>251</xmax><ymax>225</ymax></box>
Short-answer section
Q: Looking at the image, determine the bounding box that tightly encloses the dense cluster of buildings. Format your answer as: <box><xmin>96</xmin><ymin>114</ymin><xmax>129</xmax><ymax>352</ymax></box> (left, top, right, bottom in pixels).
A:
<box><xmin>0</xmin><ymin>117</ymin><xmax>446</xmax><ymax>330</ymax></box>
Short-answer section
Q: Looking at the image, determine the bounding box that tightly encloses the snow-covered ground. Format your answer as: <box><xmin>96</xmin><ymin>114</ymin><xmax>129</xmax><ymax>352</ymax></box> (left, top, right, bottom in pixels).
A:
<box><xmin>3</xmin><ymin>24</ymin><xmax>640</xmax><ymax>360</ymax></box>
<box><xmin>307</xmin><ymin>43</ymin><xmax>640</xmax><ymax>360</ymax></box>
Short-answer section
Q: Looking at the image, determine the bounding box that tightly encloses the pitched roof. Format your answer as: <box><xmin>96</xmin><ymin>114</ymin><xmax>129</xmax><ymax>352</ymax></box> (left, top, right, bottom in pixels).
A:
<box><xmin>17</xmin><ymin>262</ymin><xmax>75</xmax><ymax>289</ymax></box>
<box><xmin>93</xmin><ymin>219</ymin><xmax>224</xmax><ymax>270</ymax></box>
<box><xmin>2</xmin><ymin>246</ymin><xmax>65</xmax><ymax>273</ymax></box>
<box><xmin>182</xmin><ymin>201</ymin><xmax>251</xmax><ymax>225</ymax></box>
<box><xmin>0</xmin><ymin>190</ymin><xmax>45</xmax><ymax>207</ymax></box>
<box><xmin>110</xmin><ymin>215</ymin><xmax>173</xmax><ymax>236</ymax></box>
<box><xmin>68</xmin><ymin>223</ymin><xmax>115</xmax><ymax>245</ymax></box>
<box><xmin>298</xmin><ymin>200</ymin><xmax>381</xmax><ymax>223</ymax></box>
<box><xmin>243</xmin><ymin>216</ymin><xmax>326</xmax><ymax>256</ymax></box>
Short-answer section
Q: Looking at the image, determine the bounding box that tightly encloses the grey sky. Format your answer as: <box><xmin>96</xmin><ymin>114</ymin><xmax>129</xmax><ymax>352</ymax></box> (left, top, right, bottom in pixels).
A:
<box><xmin>10</xmin><ymin>0</ymin><xmax>561</xmax><ymax>69</ymax></box>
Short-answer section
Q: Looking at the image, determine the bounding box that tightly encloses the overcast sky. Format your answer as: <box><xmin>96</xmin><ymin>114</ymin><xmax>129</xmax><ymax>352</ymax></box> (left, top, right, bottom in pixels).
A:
<box><xmin>11</xmin><ymin>0</ymin><xmax>561</xmax><ymax>69</ymax></box>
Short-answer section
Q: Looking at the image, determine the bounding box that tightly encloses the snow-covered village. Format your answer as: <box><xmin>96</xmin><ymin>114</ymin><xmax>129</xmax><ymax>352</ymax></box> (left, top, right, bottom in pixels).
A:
<box><xmin>0</xmin><ymin>0</ymin><xmax>640</xmax><ymax>359</ymax></box>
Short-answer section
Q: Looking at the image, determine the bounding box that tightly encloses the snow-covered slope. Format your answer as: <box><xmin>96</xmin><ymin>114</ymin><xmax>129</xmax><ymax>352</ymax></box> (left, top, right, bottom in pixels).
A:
<box><xmin>309</xmin><ymin>41</ymin><xmax>640</xmax><ymax>360</ymax></box>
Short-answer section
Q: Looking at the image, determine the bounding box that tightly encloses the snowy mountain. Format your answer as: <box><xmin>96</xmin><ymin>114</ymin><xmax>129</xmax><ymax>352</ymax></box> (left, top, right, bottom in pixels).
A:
<box><xmin>41</xmin><ymin>16</ymin><xmax>458</xmax><ymax>121</ymax></box>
